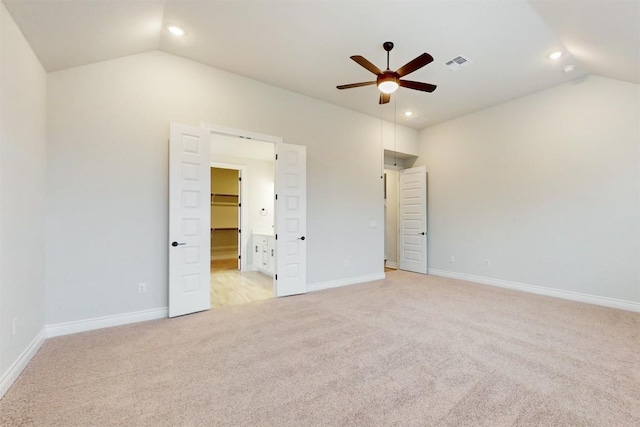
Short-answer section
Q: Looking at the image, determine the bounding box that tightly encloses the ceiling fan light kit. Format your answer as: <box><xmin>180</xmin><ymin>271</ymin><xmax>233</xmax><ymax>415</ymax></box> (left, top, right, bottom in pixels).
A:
<box><xmin>377</xmin><ymin>75</ymin><xmax>399</xmax><ymax>94</ymax></box>
<box><xmin>337</xmin><ymin>41</ymin><xmax>437</xmax><ymax>104</ymax></box>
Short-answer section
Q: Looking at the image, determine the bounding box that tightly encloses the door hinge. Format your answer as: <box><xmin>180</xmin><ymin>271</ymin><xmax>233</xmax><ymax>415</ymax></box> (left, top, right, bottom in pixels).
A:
<box><xmin>238</xmin><ymin>229</ymin><xmax>241</xmax><ymax>233</ymax></box>
<box><xmin>239</xmin><ymin>176</ymin><xmax>242</xmax><ymax>181</ymax></box>
<box><xmin>275</xmin><ymin>154</ymin><xmax>278</xmax><ymax>160</ymax></box>
<box><xmin>238</xmin><ymin>255</ymin><xmax>241</xmax><ymax>259</ymax></box>
<box><xmin>275</xmin><ymin>274</ymin><xmax>278</xmax><ymax>280</ymax></box>
<box><xmin>238</xmin><ymin>203</ymin><xmax>241</xmax><ymax>208</ymax></box>
<box><xmin>275</xmin><ymin>234</ymin><xmax>278</xmax><ymax>240</ymax></box>
<box><xmin>275</xmin><ymin>194</ymin><xmax>278</xmax><ymax>200</ymax></box>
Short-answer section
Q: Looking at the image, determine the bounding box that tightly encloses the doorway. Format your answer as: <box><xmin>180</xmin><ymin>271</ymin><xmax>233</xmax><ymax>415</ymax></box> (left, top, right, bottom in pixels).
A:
<box><xmin>209</xmin><ymin>135</ymin><xmax>275</xmax><ymax>307</ymax></box>
<box><xmin>384</xmin><ymin>169</ymin><xmax>399</xmax><ymax>270</ymax></box>
<box><xmin>168</xmin><ymin>122</ymin><xmax>308</xmax><ymax>317</ymax></box>
<box><xmin>384</xmin><ymin>157</ymin><xmax>428</xmax><ymax>274</ymax></box>
<box><xmin>210</xmin><ymin>167</ymin><xmax>240</xmax><ymax>265</ymax></box>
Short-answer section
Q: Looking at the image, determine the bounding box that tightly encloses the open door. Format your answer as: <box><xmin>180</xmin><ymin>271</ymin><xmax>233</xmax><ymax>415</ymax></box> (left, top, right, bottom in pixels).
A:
<box><xmin>399</xmin><ymin>166</ymin><xmax>427</xmax><ymax>274</ymax></box>
<box><xmin>275</xmin><ymin>142</ymin><xmax>307</xmax><ymax>297</ymax></box>
<box><xmin>169</xmin><ymin>123</ymin><xmax>211</xmax><ymax>317</ymax></box>
<box><xmin>237</xmin><ymin>169</ymin><xmax>242</xmax><ymax>270</ymax></box>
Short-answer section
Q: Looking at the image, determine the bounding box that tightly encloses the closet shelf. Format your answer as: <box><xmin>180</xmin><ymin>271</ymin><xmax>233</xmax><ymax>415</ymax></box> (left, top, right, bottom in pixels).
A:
<box><xmin>211</xmin><ymin>227</ymin><xmax>239</xmax><ymax>231</ymax></box>
<box><xmin>211</xmin><ymin>193</ymin><xmax>239</xmax><ymax>206</ymax></box>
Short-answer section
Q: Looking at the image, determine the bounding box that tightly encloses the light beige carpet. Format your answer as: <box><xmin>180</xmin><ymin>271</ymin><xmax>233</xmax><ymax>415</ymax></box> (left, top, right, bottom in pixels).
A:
<box><xmin>1</xmin><ymin>271</ymin><xmax>639</xmax><ymax>426</ymax></box>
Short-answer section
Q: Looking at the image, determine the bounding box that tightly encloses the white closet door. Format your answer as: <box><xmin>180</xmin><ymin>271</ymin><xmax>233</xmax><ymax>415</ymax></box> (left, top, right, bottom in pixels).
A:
<box><xmin>168</xmin><ymin>123</ymin><xmax>211</xmax><ymax>317</ymax></box>
<box><xmin>399</xmin><ymin>166</ymin><xmax>427</xmax><ymax>274</ymax></box>
<box><xmin>275</xmin><ymin>142</ymin><xmax>307</xmax><ymax>297</ymax></box>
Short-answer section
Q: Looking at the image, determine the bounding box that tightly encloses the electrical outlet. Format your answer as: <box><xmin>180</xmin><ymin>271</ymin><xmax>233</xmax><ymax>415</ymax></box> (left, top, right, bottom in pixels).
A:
<box><xmin>450</xmin><ymin>256</ymin><xmax>455</xmax><ymax>263</ymax></box>
<box><xmin>12</xmin><ymin>317</ymin><xmax>17</xmax><ymax>336</ymax></box>
<box><xmin>138</xmin><ymin>283</ymin><xmax>147</xmax><ymax>294</ymax></box>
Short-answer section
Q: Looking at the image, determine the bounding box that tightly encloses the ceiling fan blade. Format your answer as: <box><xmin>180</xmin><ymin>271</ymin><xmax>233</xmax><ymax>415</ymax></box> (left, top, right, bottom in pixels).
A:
<box><xmin>351</xmin><ymin>55</ymin><xmax>383</xmax><ymax>75</ymax></box>
<box><xmin>395</xmin><ymin>53</ymin><xmax>434</xmax><ymax>77</ymax></box>
<box><xmin>399</xmin><ymin>80</ymin><xmax>437</xmax><ymax>93</ymax></box>
<box><xmin>336</xmin><ymin>81</ymin><xmax>376</xmax><ymax>90</ymax></box>
<box><xmin>379</xmin><ymin>93</ymin><xmax>391</xmax><ymax>104</ymax></box>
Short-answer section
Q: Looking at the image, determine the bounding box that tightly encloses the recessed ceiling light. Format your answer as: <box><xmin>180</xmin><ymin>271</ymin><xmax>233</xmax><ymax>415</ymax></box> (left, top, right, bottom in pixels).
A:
<box><xmin>549</xmin><ymin>51</ymin><xmax>563</xmax><ymax>60</ymax></box>
<box><xmin>167</xmin><ymin>25</ymin><xmax>185</xmax><ymax>36</ymax></box>
<box><xmin>404</xmin><ymin>111</ymin><xmax>413</xmax><ymax>117</ymax></box>
<box><xmin>563</xmin><ymin>65</ymin><xmax>576</xmax><ymax>73</ymax></box>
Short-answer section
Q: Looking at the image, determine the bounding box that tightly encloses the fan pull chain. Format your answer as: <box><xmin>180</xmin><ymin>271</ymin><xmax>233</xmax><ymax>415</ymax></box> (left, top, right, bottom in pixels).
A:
<box><xmin>380</xmin><ymin>119</ymin><xmax>384</xmax><ymax>179</ymax></box>
<box><xmin>394</xmin><ymin>97</ymin><xmax>397</xmax><ymax>167</ymax></box>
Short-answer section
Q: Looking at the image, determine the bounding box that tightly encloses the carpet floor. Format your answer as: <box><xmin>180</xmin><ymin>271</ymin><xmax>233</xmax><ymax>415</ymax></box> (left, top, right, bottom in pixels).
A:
<box><xmin>1</xmin><ymin>271</ymin><xmax>639</xmax><ymax>426</ymax></box>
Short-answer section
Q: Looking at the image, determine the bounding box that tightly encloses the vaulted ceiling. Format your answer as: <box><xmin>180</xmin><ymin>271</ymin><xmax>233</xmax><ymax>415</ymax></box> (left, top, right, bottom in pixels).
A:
<box><xmin>4</xmin><ymin>0</ymin><xmax>639</xmax><ymax>128</ymax></box>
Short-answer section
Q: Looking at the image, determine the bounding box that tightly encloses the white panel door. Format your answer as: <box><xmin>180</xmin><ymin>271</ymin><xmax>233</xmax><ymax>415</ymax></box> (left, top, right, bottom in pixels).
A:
<box><xmin>399</xmin><ymin>166</ymin><xmax>427</xmax><ymax>274</ymax></box>
<box><xmin>275</xmin><ymin>142</ymin><xmax>307</xmax><ymax>297</ymax></box>
<box><xmin>169</xmin><ymin>123</ymin><xmax>211</xmax><ymax>317</ymax></box>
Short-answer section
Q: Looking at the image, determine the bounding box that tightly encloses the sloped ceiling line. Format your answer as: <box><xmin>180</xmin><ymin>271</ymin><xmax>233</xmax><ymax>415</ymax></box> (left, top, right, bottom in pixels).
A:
<box><xmin>3</xmin><ymin>0</ymin><xmax>638</xmax><ymax>129</ymax></box>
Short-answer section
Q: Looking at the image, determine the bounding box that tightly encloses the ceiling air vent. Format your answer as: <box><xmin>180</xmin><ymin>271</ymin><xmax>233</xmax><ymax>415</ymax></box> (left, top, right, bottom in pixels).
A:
<box><xmin>444</xmin><ymin>55</ymin><xmax>473</xmax><ymax>71</ymax></box>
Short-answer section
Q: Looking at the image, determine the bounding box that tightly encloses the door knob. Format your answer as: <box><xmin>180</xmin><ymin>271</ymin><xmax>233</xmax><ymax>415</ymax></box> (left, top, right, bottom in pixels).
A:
<box><xmin>171</xmin><ymin>241</ymin><xmax>186</xmax><ymax>247</ymax></box>
<box><xmin>298</xmin><ymin>236</ymin><xmax>306</xmax><ymax>241</ymax></box>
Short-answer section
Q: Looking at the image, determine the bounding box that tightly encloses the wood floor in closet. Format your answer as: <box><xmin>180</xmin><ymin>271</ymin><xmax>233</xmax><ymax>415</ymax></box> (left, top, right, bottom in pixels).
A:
<box><xmin>210</xmin><ymin>259</ymin><xmax>273</xmax><ymax>307</ymax></box>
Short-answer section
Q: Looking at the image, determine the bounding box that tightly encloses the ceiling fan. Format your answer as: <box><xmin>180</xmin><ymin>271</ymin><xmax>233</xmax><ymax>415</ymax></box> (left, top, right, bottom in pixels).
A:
<box><xmin>337</xmin><ymin>41</ymin><xmax>437</xmax><ymax>104</ymax></box>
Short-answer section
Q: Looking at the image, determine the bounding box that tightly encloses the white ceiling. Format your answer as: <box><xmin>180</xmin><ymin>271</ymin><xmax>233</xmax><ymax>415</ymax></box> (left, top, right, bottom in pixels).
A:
<box><xmin>4</xmin><ymin>0</ymin><xmax>639</xmax><ymax>129</ymax></box>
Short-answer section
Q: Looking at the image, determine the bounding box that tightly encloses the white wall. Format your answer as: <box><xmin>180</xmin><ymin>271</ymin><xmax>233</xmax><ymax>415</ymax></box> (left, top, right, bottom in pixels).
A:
<box><xmin>46</xmin><ymin>51</ymin><xmax>419</xmax><ymax>324</ymax></box>
<box><xmin>416</xmin><ymin>75</ymin><xmax>640</xmax><ymax>305</ymax></box>
<box><xmin>382</xmin><ymin>122</ymin><xmax>419</xmax><ymax>156</ymax></box>
<box><xmin>0</xmin><ymin>3</ymin><xmax>47</xmax><ymax>393</ymax></box>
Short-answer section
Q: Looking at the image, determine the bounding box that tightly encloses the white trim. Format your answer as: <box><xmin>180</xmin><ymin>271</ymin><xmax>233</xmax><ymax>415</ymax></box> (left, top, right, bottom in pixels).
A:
<box><xmin>385</xmin><ymin>261</ymin><xmax>398</xmax><ymax>269</ymax></box>
<box><xmin>428</xmin><ymin>269</ymin><xmax>640</xmax><ymax>313</ymax></box>
<box><xmin>307</xmin><ymin>273</ymin><xmax>386</xmax><ymax>293</ymax></box>
<box><xmin>0</xmin><ymin>328</ymin><xmax>46</xmax><ymax>399</ymax></box>
<box><xmin>46</xmin><ymin>307</ymin><xmax>168</xmax><ymax>338</ymax></box>
<box><xmin>201</xmin><ymin>122</ymin><xmax>283</xmax><ymax>144</ymax></box>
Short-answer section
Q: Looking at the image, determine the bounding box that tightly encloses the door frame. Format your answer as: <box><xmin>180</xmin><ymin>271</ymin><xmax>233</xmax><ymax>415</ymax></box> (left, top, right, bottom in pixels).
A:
<box><xmin>211</xmin><ymin>162</ymin><xmax>247</xmax><ymax>271</ymax></box>
<box><xmin>383</xmin><ymin>168</ymin><xmax>401</xmax><ymax>270</ymax></box>
<box><xmin>383</xmin><ymin>165</ymin><xmax>428</xmax><ymax>273</ymax></box>
<box><xmin>202</xmin><ymin>122</ymin><xmax>283</xmax><ymax>295</ymax></box>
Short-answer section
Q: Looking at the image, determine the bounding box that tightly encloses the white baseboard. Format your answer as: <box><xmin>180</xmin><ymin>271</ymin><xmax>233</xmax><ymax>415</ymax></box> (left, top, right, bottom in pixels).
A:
<box><xmin>0</xmin><ymin>328</ymin><xmax>46</xmax><ymax>400</ymax></box>
<box><xmin>46</xmin><ymin>307</ymin><xmax>168</xmax><ymax>338</ymax></box>
<box><xmin>428</xmin><ymin>269</ymin><xmax>640</xmax><ymax>313</ymax></box>
<box><xmin>307</xmin><ymin>273</ymin><xmax>386</xmax><ymax>293</ymax></box>
<box><xmin>385</xmin><ymin>261</ymin><xmax>398</xmax><ymax>269</ymax></box>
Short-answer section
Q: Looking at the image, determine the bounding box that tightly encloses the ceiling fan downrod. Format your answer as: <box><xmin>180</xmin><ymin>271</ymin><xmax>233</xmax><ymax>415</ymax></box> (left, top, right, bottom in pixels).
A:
<box><xmin>383</xmin><ymin>41</ymin><xmax>394</xmax><ymax>70</ymax></box>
